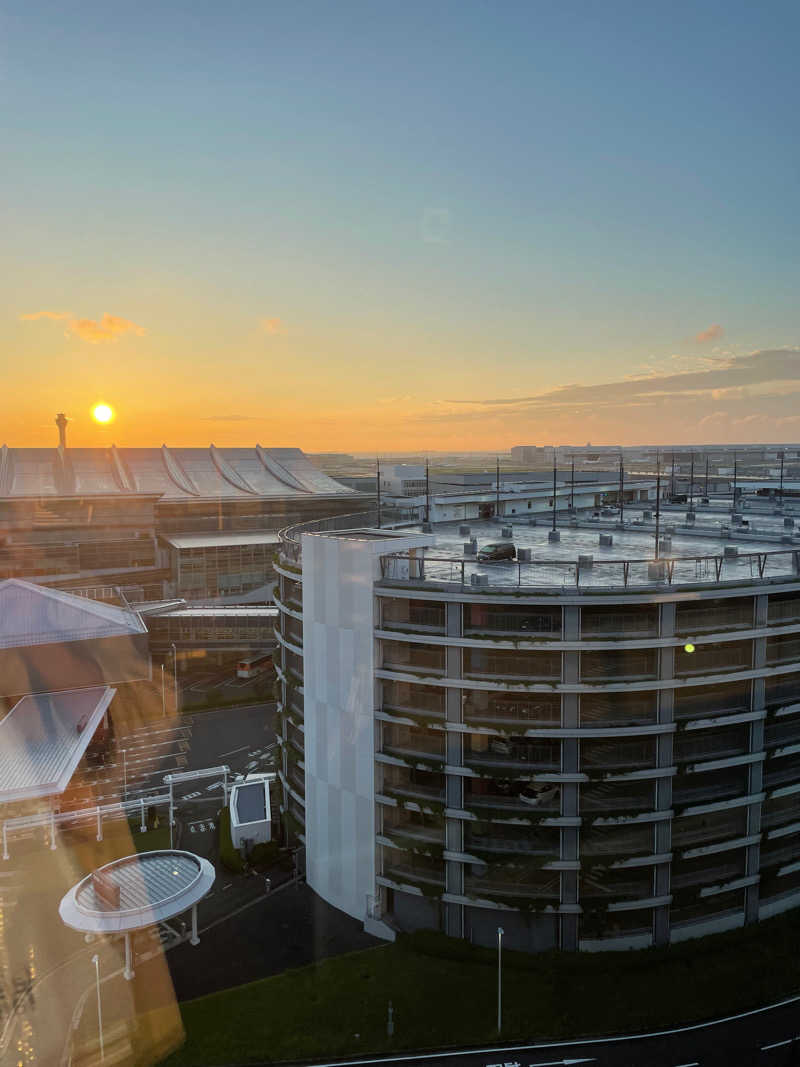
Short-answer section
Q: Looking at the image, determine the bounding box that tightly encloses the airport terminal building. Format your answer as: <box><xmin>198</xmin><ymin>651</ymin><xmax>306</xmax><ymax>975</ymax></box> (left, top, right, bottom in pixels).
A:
<box><xmin>0</xmin><ymin>426</ymin><xmax>364</xmax><ymax>604</ymax></box>
<box><xmin>274</xmin><ymin>502</ymin><xmax>800</xmax><ymax>952</ymax></box>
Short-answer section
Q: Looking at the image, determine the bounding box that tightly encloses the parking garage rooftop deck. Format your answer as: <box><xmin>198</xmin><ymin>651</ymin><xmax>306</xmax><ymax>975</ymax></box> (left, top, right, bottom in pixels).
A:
<box><xmin>378</xmin><ymin>506</ymin><xmax>800</xmax><ymax>593</ymax></box>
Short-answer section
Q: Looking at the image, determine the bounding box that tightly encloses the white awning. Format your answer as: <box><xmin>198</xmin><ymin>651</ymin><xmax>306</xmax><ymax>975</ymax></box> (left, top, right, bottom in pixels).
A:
<box><xmin>0</xmin><ymin>686</ymin><xmax>115</xmax><ymax>803</ymax></box>
<box><xmin>163</xmin><ymin>532</ymin><xmax>281</xmax><ymax>550</ymax></box>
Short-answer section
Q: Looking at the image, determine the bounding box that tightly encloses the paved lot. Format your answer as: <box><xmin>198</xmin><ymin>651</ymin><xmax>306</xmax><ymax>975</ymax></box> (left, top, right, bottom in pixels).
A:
<box><xmin>70</xmin><ymin>701</ymin><xmax>277</xmax><ymax>811</ymax></box>
<box><xmin>166</xmin><ymin>882</ymin><xmax>378</xmax><ymax>1002</ymax></box>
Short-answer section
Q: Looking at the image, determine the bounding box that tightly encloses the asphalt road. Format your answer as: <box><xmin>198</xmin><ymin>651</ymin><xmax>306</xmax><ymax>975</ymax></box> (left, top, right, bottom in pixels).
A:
<box><xmin>299</xmin><ymin>995</ymin><xmax>800</xmax><ymax>1067</ymax></box>
<box><xmin>184</xmin><ymin>701</ymin><xmax>277</xmax><ymax>778</ymax></box>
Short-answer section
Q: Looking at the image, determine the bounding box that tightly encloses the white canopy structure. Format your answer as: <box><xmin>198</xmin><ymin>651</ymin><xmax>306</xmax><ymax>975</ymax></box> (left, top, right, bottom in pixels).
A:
<box><xmin>0</xmin><ymin>579</ymin><xmax>146</xmax><ymax>650</ymax></box>
<box><xmin>0</xmin><ymin>686</ymin><xmax>115</xmax><ymax>803</ymax></box>
<box><xmin>59</xmin><ymin>850</ymin><xmax>215</xmax><ymax>978</ymax></box>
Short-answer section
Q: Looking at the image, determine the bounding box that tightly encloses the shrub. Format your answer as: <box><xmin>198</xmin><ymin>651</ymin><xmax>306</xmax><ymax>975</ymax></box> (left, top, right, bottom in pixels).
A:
<box><xmin>218</xmin><ymin>806</ymin><xmax>245</xmax><ymax>874</ymax></box>
<box><xmin>248</xmin><ymin>840</ymin><xmax>280</xmax><ymax>868</ymax></box>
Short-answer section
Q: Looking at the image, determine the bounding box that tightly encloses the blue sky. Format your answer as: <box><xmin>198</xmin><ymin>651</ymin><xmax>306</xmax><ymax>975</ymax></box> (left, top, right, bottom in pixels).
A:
<box><xmin>2</xmin><ymin>1</ymin><xmax>799</xmax><ymax>447</ymax></box>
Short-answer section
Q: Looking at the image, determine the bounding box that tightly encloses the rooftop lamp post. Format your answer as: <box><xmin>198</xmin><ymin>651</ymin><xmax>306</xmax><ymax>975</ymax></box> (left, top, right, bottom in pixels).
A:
<box><xmin>497</xmin><ymin>926</ymin><xmax>504</xmax><ymax>1033</ymax></box>
<box><xmin>92</xmin><ymin>953</ymin><xmax>105</xmax><ymax>1062</ymax></box>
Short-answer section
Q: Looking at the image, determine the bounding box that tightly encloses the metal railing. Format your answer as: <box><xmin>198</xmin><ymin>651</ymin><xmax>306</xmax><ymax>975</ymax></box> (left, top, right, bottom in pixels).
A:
<box><xmin>2</xmin><ymin>794</ymin><xmax>170</xmax><ymax>860</ymax></box>
<box><xmin>379</xmin><ymin>546</ymin><xmax>800</xmax><ymax>593</ymax></box>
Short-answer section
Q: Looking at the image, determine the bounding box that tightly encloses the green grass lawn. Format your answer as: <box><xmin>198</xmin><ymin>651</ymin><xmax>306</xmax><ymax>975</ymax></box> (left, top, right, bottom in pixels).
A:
<box><xmin>127</xmin><ymin>821</ymin><xmax>172</xmax><ymax>852</ymax></box>
<box><xmin>162</xmin><ymin>914</ymin><xmax>800</xmax><ymax>1065</ymax></box>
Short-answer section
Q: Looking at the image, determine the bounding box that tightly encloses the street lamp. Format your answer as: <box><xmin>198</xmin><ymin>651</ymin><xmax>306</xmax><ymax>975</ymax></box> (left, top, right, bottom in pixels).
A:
<box><xmin>171</xmin><ymin>642</ymin><xmax>179</xmax><ymax>712</ymax></box>
<box><xmin>497</xmin><ymin>926</ymin><xmax>504</xmax><ymax>1033</ymax></box>
<box><xmin>91</xmin><ymin>953</ymin><xmax>105</xmax><ymax>1062</ymax></box>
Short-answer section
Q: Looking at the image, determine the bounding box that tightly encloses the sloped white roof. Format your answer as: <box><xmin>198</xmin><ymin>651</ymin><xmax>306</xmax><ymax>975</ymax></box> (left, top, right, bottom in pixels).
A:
<box><xmin>0</xmin><ymin>444</ymin><xmax>359</xmax><ymax>500</ymax></box>
<box><xmin>0</xmin><ymin>579</ymin><xmax>147</xmax><ymax>650</ymax></box>
<box><xmin>0</xmin><ymin>686</ymin><xmax>115</xmax><ymax>802</ymax></box>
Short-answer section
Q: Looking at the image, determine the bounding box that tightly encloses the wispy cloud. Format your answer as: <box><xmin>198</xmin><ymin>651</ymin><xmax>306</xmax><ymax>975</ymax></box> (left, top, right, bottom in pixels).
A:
<box><xmin>261</xmin><ymin>317</ymin><xmax>286</xmax><ymax>335</ymax></box>
<box><xmin>695</xmin><ymin>323</ymin><xmax>724</xmax><ymax>344</ymax></box>
<box><xmin>200</xmin><ymin>414</ymin><xmax>261</xmax><ymax>422</ymax></box>
<box><xmin>70</xmin><ymin>314</ymin><xmax>145</xmax><ymax>343</ymax></box>
<box><xmin>413</xmin><ymin>348</ymin><xmax>800</xmax><ymax>429</ymax></box>
<box><xmin>19</xmin><ymin>310</ymin><xmax>72</xmax><ymax>322</ymax></box>
<box><xmin>20</xmin><ymin>310</ymin><xmax>146</xmax><ymax>343</ymax></box>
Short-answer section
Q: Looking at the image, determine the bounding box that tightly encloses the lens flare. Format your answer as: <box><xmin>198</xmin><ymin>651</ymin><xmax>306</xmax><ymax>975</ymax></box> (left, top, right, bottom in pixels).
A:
<box><xmin>91</xmin><ymin>403</ymin><xmax>114</xmax><ymax>424</ymax></box>
<box><xmin>684</xmin><ymin>643</ymin><xmax>696</xmax><ymax>653</ymax></box>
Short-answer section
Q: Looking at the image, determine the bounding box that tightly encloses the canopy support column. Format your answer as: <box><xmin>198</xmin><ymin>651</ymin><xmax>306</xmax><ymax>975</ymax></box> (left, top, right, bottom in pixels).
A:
<box><xmin>124</xmin><ymin>932</ymin><xmax>134</xmax><ymax>980</ymax></box>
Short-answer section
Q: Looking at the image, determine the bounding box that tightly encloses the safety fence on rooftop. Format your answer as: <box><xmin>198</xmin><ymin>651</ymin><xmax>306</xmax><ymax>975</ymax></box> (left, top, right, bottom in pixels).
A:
<box><xmin>278</xmin><ymin>508</ymin><xmax>415</xmax><ymax>559</ymax></box>
<box><xmin>379</xmin><ymin>546</ymin><xmax>800</xmax><ymax>592</ymax></box>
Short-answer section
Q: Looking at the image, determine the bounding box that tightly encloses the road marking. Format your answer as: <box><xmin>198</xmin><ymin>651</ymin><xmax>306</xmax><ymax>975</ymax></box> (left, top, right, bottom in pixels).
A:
<box><xmin>205</xmin><ymin>781</ymin><xmax>223</xmax><ymax>791</ymax></box>
<box><xmin>485</xmin><ymin>1060</ymin><xmax>594</xmax><ymax>1066</ymax></box>
<box><xmin>761</xmin><ymin>1038</ymin><xmax>794</xmax><ymax>1050</ymax></box>
<box><xmin>183</xmin><ymin>791</ymin><xmax>202</xmax><ymax>800</ymax></box>
<box><xmin>303</xmin><ymin>993</ymin><xmax>800</xmax><ymax>1066</ymax></box>
<box><xmin>219</xmin><ymin>744</ymin><xmax>250</xmax><ymax>757</ymax></box>
<box><xmin>673</xmin><ymin>1062</ymin><xmax>699</xmax><ymax>1066</ymax></box>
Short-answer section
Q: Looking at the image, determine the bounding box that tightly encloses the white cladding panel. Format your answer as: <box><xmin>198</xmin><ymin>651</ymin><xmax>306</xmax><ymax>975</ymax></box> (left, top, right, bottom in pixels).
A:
<box><xmin>302</xmin><ymin>534</ymin><xmax>378</xmax><ymax>920</ymax></box>
<box><xmin>301</xmin><ymin>530</ymin><xmax>432</xmax><ymax>922</ymax></box>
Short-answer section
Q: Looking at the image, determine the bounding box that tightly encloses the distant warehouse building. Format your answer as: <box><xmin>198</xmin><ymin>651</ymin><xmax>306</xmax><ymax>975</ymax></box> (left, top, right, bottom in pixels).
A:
<box><xmin>274</xmin><ymin>503</ymin><xmax>800</xmax><ymax>952</ymax></box>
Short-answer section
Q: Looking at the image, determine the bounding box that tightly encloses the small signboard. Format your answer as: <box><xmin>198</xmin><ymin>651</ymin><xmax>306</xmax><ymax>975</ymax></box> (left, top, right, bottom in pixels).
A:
<box><xmin>92</xmin><ymin>870</ymin><xmax>120</xmax><ymax>909</ymax></box>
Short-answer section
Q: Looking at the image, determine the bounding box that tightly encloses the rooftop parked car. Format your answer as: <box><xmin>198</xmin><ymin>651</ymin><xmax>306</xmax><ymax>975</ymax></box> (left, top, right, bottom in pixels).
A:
<box><xmin>477</xmin><ymin>541</ymin><xmax>516</xmax><ymax>562</ymax></box>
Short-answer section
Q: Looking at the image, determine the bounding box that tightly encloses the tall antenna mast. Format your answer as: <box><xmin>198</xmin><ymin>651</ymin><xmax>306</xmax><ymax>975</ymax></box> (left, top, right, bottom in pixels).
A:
<box><xmin>425</xmin><ymin>457</ymin><xmax>430</xmax><ymax>524</ymax></box>
<box><xmin>552</xmin><ymin>450</ymin><xmax>558</xmax><ymax>532</ymax></box>
<box><xmin>496</xmin><ymin>456</ymin><xmax>501</xmax><ymax>521</ymax></box>
<box><xmin>376</xmin><ymin>457</ymin><xmax>382</xmax><ymax>528</ymax></box>
<box><xmin>654</xmin><ymin>453</ymin><xmax>661</xmax><ymax>560</ymax></box>
<box><xmin>618</xmin><ymin>452</ymin><xmax>624</xmax><ymax>525</ymax></box>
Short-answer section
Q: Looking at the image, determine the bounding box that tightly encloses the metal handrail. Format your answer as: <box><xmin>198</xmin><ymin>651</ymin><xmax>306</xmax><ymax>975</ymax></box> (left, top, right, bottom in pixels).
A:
<box><xmin>378</xmin><ymin>547</ymin><xmax>800</xmax><ymax>592</ymax></box>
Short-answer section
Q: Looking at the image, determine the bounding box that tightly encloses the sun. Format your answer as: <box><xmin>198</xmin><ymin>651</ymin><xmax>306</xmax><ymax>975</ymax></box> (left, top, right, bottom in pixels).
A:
<box><xmin>91</xmin><ymin>403</ymin><xmax>114</xmax><ymax>424</ymax></box>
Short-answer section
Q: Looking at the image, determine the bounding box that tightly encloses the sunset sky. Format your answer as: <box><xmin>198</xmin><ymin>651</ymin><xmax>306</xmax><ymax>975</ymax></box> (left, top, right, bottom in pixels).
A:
<box><xmin>2</xmin><ymin>1</ymin><xmax>799</xmax><ymax>450</ymax></box>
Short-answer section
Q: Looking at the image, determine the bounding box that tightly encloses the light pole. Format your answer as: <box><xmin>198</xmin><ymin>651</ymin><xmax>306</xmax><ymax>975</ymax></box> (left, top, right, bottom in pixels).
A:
<box><xmin>497</xmin><ymin>926</ymin><xmax>504</xmax><ymax>1033</ymax></box>
<box><xmin>121</xmin><ymin>749</ymin><xmax>127</xmax><ymax>803</ymax></box>
<box><xmin>171</xmin><ymin>643</ymin><xmax>179</xmax><ymax>713</ymax></box>
<box><xmin>91</xmin><ymin>953</ymin><xmax>105</xmax><ymax>1062</ymax></box>
<box><xmin>160</xmin><ymin>664</ymin><xmax>166</xmax><ymax>718</ymax></box>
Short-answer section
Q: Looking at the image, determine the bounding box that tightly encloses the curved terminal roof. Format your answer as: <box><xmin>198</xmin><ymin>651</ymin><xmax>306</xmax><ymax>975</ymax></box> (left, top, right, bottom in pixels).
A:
<box><xmin>0</xmin><ymin>579</ymin><xmax>147</xmax><ymax>649</ymax></box>
<box><xmin>0</xmin><ymin>444</ymin><xmax>357</xmax><ymax>501</ymax></box>
<box><xmin>59</xmin><ymin>850</ymin><xmax>215</xmax><ymax>933</ymax></box>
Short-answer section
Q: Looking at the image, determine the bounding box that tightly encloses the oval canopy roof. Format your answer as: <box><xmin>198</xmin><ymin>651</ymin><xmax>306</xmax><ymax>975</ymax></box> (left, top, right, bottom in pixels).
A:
<box><xmin>59</xmin><ymin>850</ymin><xmax>215</xmax><ymax>933</ymax></box>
